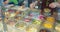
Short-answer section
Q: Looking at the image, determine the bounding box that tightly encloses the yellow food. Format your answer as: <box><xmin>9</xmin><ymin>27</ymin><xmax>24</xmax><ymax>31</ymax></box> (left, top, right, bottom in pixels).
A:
<box><xmin>10</xmin><ymin>13</ymin><xmax>16</xmax><ymax>17</ymax></box>
<box><xmin>5</xmin><ymin>12</ymin><xmax>9</xmax><ymax>15</ymax></box>
<box><xmin>5</xmin><ymin>12</ymin><xmax>10</xmax><ymax>16</ymax></box>
<box><xmin>43</xmin><ymin>23</ymin><xmax>53</xmax><ymax>28</ymax></box>
<box><xmin>33</xmin><ymin>20</ymin><xmax>42</xmax><ymax>25</ymax></box>
<box><xmin>46</xmin><ymin>17</ymin><xmax>55</xmax><ymax>23</ymax></box>
<box><xmin>26</xmin><ymin>27</ymin><xmax>37</xmax><ymax>32</ymax></box>
<box><xmin>18</xmin><ymin>25</ymin><xmax>25</xmax><ymax>30</ymax></box>
<box><xmin>44</xmin><ymin>8</ymin><xmax>51</xmax><ymax>12</ymax></box>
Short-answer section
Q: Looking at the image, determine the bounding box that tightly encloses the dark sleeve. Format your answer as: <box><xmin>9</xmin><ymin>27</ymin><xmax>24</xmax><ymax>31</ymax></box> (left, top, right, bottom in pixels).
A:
<box><xmin>3</xmin><ymin>0</ymin><xmax>7</xmax><ymax>2</ymax></box>
<box><xmin>8</xmin><ymin>2</ymin><xmax>14</xmax><ymax>4</ymax></box>
<box><xmin>17</xmin><ymin>0</ymin><xmax>24</xmax><ymax>2</ymax></box>
<box><xmin>28</xmin><ymin>0</ymin><xmax>32</xmax><ymax>7</ymax></box>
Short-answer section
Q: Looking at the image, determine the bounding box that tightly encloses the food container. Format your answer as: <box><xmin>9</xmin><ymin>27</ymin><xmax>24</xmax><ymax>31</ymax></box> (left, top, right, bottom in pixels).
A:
<box><xmin>44</xmin><ymin>8</ymin><xmax>51</xmax><ymax>16</ymax></box>
<box><xmin>43</xmin><ymin>22</ymin><xmax>53</xmax><ymax>29</ymax></box>
<box><xmin>32</xmin><ymin>19</ymin><xmax>42</xmax><ymax>25</ymax></box>
<box><xmin>55</xmin><ymin>23</ymin><xmax>60</xmax><ymax>32</ymax></box>
<box><xmin>9</xmin><ymin>13</ymin><xmax>16</xmax><ymax>17</ymax></box>
<box><xmin>5</xmin><ymin>12</ymin><xmax>10</xmax><ymax>17</ymax></box>
<box><xmin>15</xmin><ymin>16</ymin><xmax>23</xmax><ymax>22</ymax></box>
<box><xmin>15</xmin><ymin>21</ymin><xmax>27</xmax><ymax>30</ymax></box>
<box><xmin>7</xmin><ymin>20</ymin><xmax>16</xmax><ymax>27</ymax></box>
<box><xmin>44</xmin><ymin>8</ymin><xmax>51</xmax><ymax>13</ymax></box>
<box><xmin>46</xmin><ymin>17</ymin><xmax>55</xmax><ymax>23</ymax></box>
<box><xmin>26</xmin><ymin>24</ymin><xmax>38</xmax><ymax>32</ymax></box>
<box><xmin>0</xmin><ymin>21</ymin><xmax>3</xmax><ymax>31</ymax></box>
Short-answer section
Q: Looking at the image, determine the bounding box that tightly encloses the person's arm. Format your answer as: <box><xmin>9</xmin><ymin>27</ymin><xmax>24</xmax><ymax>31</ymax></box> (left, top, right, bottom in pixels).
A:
<box><xmin>49</xmin><ymin>2</ymin><xmax>60</xmax><ymax>8</ymax></box>
<box><xmin>49</xmin><ymin>2</ymin><xmax>57</xmax><ymax>8</ymax></box>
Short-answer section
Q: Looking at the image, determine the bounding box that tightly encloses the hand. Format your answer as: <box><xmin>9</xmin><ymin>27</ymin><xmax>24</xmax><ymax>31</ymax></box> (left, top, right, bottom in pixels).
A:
<box><xmin>30</xmin><ymin>2</ymin><xmax>35</xmax><ymax>8</ymax></box>
<box><xmin>49</xmin><ymin>3</ymin><xmax>56</xmax><ymax>8</ymax></box>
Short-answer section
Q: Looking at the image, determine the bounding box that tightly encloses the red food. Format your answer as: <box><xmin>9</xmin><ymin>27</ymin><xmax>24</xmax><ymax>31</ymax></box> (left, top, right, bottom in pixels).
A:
<box><xmin>39</xmin><ymin>15</ymin><xmax>44</xmax><ymax>20</ymax></box>
<box><xmin>24</xmin><ymin>18</ymin><xmax>30</xmax><ymax>22</ymax></box>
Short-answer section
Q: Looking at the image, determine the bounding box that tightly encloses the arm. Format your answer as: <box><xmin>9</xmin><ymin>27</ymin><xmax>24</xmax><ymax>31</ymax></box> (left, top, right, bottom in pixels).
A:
<box><xmin>49</xmin><ymin>2</ymin><xmax>60</xmax><ymax>8</ymax></box>
<box><xmin>49</xmin><ymin>2</ymin><xmax>56</xmax><ymax>8</ymax></box>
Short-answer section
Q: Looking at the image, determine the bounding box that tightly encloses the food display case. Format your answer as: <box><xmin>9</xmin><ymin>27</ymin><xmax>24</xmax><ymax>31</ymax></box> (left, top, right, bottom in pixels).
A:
<box><xmin>0</xmin><ymin>0</ymin><xmax>60</xmax><ymax>32</ymax></box>
<box><xmin>1</xmin><ymin>6</ymin><xmax>60</xmax><ymax>32</ymax></box>
<box><xmin>0</xmin><ymin>6</ymin><xmax>42</xmax><ymax>32</ymax></box>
